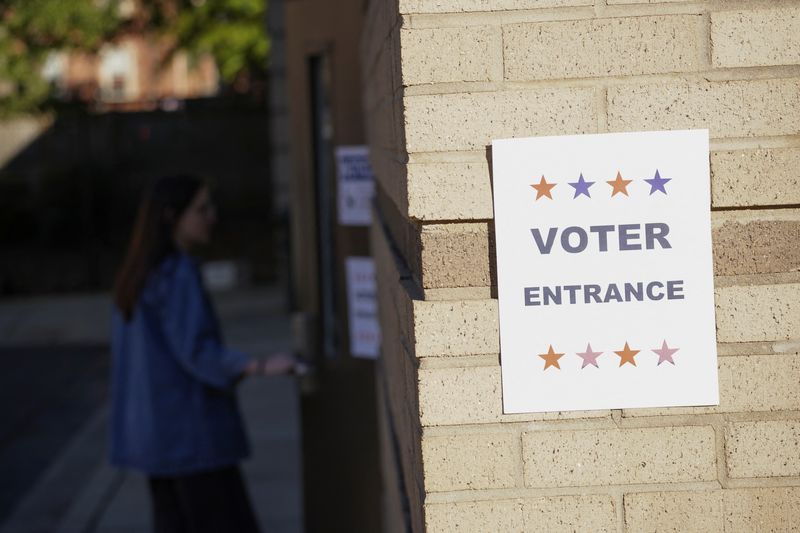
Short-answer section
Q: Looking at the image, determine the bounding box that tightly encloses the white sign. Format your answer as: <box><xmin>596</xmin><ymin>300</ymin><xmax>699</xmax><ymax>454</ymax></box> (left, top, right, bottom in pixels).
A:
<box><xmin>336</xmin><ymin>146</ymin><xmax>375</xmax><ymax>226</ymax></box>
<box><xmin>492</xmin><ymin>130</ymin><xmax>719</xmax><ymax>414</ymax></box>
<box><xmin>345</xmin><ymin>257</ymin><xmax>380</xmax><ymax>359</ymax></box>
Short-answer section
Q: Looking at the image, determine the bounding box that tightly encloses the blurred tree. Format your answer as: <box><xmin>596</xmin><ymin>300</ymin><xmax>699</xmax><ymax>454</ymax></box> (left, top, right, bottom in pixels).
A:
<box><xmin>0</xmin><ymin>0</ymin><xmax>269</xmax><ymax>116</ymax></box>
<box><xmin>0</xmin><ymin>0</ymin><xmax>122</xmax><ymax>116</ymax></box>
<box><xmin>145</xmin><ymin>0</ymin><xmax>269</xmax><ymax>85</ymax></box>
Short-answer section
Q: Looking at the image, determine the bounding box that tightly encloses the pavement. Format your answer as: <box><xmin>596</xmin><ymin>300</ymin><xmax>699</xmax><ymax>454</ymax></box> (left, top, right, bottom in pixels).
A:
<box><xmin>0</xmin><ymin>287</ymin><xmax>304</xmax><ymax>533</ymax></box>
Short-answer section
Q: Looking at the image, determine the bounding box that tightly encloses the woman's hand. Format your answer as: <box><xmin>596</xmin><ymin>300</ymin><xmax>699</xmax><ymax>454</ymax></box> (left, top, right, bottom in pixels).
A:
<box><xmin>244</xmin><ymin>353</ymin><xmax>297</xmax><ymax>377</ymax></box>
<box><xmin>261</xmin><ymin>352</ymin><xmax>296</xmax><ymax>376</ymax></box>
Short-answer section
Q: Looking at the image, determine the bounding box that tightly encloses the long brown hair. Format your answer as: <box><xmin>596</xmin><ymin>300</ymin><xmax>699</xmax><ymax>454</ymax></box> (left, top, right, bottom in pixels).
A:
<box><xmin>114</xmin><ymin>175</ymin><xmax>205</xmax><ymax>320</ymax></box>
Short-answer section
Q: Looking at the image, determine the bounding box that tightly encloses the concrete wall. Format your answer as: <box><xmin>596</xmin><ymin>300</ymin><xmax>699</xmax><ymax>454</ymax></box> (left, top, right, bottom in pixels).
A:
<box><xmin>362</xmin><ymin>1</ymin><xmax>800</xmax><ymax>531</ymax></box>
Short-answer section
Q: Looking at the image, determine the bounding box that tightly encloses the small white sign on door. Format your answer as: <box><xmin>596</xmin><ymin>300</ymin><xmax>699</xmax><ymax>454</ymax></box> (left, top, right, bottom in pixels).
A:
<box><xmin>345</xmin><ymin>257</ymin><xmax>380</xmax><ymax>359</ymax></box>
<box><xmin>492</xmin><ymin>129</ymin><xmax>719</xmax><ymax>413</ymax></box>
<box><xmin>336</xmin><ymin>146</ymin><xmax>375</xmax><ymax>226</ymax></box>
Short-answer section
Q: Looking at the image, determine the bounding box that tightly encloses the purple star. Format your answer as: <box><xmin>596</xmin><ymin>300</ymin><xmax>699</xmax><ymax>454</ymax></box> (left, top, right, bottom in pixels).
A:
<box><xmin>568</xmin><ymin>173</ymin><xmax>595</xmax><ymax>198</ymax></box>
<box><xmin>577</xmin><ymin>343</ymin><xmax>603</xmax><ymax>369</ymax></box>
<box><xmin>644</xmin><ymin>169</ymin><xmax>671</xmax><ymax>195</ymax></box>
<box><xmin>652</xmin><ymin>340</ymin><xmax>679</xmax><ymax>366</ymax></box>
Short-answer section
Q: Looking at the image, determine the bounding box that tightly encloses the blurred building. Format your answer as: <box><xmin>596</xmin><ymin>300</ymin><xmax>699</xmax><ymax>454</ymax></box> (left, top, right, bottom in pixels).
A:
<box><xmin>274</xmin><ymin>1</ymin><xmax>800</xmax><ymax>532</ymax></box>
<box><xmin>41</xmin><ymin>39</ymin><xmax>218</xmax><ymax>111</ymax></box>
<box><xmin>38</xmin><ymin>0</ymin><xmax>218</xmax><ymax>111</ymax></box>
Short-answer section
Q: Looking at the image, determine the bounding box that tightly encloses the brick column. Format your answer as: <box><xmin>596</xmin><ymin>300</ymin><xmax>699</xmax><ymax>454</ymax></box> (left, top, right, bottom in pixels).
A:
<box><xmin>361</xmin><ymin>1</ymin><xmax>800</xmax><ymax>531</ymax></box>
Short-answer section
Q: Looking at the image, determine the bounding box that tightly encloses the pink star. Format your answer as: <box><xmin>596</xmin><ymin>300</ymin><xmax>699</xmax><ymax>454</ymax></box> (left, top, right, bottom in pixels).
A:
<box><xmin>577</xmin><ymin>343</ymin><xmax>603</xmax><ymax>369</ymax></box>
<box><xmin>652</xmin><ymin>340</ymin><xmax>679</xmax><ymax>366</ymax></box>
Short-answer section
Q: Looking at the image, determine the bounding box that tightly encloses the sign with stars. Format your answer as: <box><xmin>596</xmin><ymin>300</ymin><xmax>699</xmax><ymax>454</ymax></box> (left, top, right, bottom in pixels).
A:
<box><xmin>492</xmin><ymin>130</ymin><xmax>719</xmax><ymax>413</ymax></box>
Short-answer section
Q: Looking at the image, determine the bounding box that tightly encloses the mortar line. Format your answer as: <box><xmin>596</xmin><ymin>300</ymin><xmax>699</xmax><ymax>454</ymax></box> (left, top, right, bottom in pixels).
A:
<box><xmin>404</xmin><ymin>0</ymin><xmax>799</xmax><ymax>29</ymax></box>
<box><xmin>423</xmin><ymin>480</ymin><xmax>722</xmax><ymax>504</ymax></box>
<box><xmin>406</xmin><ymin>201</ymin><xmax>800</xmax><ymax>226</ymax></box>
<box><xmin>515</xmin><ymin>430</ymin><xmax>526</xmax><ymax>489</ymax></box>
<box><xmin>402</xmin><ymin>137</ymin><xmax>800</xmax><ymax>162</ymax></box>
<box><xmin>713</xmin><ymin>415</ymin><xmax>731</xmax><ymax>489</ymax></box>
<box><xmin>600</xmin><ymin>85</ymin><xmax>609</xmax><ymax>133</ymax></box>
<box><xmin>614</xmin><ymin>488</ymin><xmax>625</xmax><ymax>533</ymax></box>
<box><xmin>422</xmin><ymin>410</ymin><xmax>800</xmax><ymax>437</ymax></box>
<box><xmin>401</xmin><ymin>65</ymin><xmax>800</xmax><ymax>97</ymax></box>
<box><xmin>703</xmin><ymin>9</ymin><xmax>713</xmax><ymax>70</ymax></box>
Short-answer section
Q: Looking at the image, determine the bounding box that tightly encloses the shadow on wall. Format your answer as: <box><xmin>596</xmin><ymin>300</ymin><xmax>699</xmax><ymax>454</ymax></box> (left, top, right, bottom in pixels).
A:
<box><xmin>0</xmin><ymin>98</ymin><xmax>281</xmax><ymax>296</ymax></box>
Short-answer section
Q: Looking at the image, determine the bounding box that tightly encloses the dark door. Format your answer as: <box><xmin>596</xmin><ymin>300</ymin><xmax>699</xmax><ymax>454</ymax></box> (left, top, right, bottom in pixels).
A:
<box><xmin>301</xmin><ymin>52</ymin><xmax>381</xmax><ymax>532</ymax></box>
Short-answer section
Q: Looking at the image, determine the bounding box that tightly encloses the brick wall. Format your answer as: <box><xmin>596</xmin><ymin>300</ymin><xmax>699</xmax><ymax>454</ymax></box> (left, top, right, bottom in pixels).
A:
<box><xmin>361</xmin><ymin>1</ymin><xmax>800</xmax><ymax>531</ymax></box>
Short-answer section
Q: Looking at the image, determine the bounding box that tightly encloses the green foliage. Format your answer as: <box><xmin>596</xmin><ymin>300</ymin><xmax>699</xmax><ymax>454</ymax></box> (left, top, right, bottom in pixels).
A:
<box><xmin>146</xmin><ymin>0</ymin><xmax>269</xmax><ymax>83</ymax></box>
<box><xmin>0</xmin><ymin>0</ymin><xmax>269</xmax><ymax>116</ymax></box>
<box><xmin>0</xmin><ymin>0</ymin><xmax>122</xmax><ymax>116</ymax></box>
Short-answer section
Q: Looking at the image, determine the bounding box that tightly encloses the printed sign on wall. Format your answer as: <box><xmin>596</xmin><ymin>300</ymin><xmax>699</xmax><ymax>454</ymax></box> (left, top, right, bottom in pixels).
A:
<box><xmin>345</xmin><ymin>257</ymin><xmax>380</xmax><ymax>359</ymax></box>
<box><xmin>336</xmin><ymin>145</ymin><xmax>375</xmax><ymax>226</ymax></box>
<box><xmin>492</xmin><ymin>130</ymin><xmax>719</xmax><ymax>413</ymax></box>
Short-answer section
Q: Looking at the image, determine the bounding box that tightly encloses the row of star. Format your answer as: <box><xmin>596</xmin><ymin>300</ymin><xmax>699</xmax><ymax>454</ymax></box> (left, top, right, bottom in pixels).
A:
<box><xmin>538</xmin><ymin>341</ymin><xmax>679</xmax><ymax>370</ymax></box>
<box><xmin>531</xmin><ymin>170</ymin><xmax>671</xmax><ymax>200</ymax></box>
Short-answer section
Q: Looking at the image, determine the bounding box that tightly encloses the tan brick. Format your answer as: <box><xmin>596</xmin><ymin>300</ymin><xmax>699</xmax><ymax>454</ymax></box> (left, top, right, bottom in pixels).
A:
<box><xmin>711</xmin><ymin>148</ymin><xmax>800</xmax><ymax>208</ymax></box>
<box><xmin>522</xmin><ymin>494</ymin><xmax>617</xmax><ymax>532</ymax></box>
<box><xmin>418</xmin><ymin>365</ymin><xmax>610</xmax><ymax>425</ymax></box>
<box><xmin>363</xmin><ymin>22</ymin><xmax>397</xmax><ymax>95</ymax></box>
<box><xmin>711</xmin><ymin>8</ymin><xmax>800</xmax><ymax>68</ymax></box>
<box><xmin>624</xmin><ymin>354</ymin><xmax>800</xmax><ymax>417</ymax></box>
<box><xmin>371</xmin><ymin>149</ymin><xmax>409</xmax><ymax>218</ymax></box>
<box><xmin>400</xmin><ymin>27</ymin><xmax>498</xmax><ymax>85</ymax></box>
<box><xmin>404</xmin><ymin>88</ymin><xmax>596</xmax><ymax>152</ymax></box>
<box><xmin>366</xmin><ymin>99</ymin><xmax>397</xmax><ymax>152</ymax></box>
<box><xmin>421</xmin><ymin>432</ymin><xmax>519</xmax><ymax>491</ymax></box>
<box><xmin>403</xmin><ymin>148</ymin><xmax>800</xmax><ymax>220</ymax></box>
<box><xmin>413</xmin><ymin>298</ymin><xmax>499</xmax><ymax>357</ymax></box>
<box><xmin>504</xmin><ymin>15</ymin><xmax>704</xmax><ymax>81</ymax></box>
<box><xmin>403</xmin><ymin>341</ymin><xmax>421</xmax><ymax>419</ymax></box>
<box><xmin>726</xmin><ymin>420</ymin><xmax>800</xmax><ymax>479</ymax></box>
<box><xmin>406</xmin><ymin>160</ymin><xmax>493</xmax><ymax>221</ymax></box>
<box><xmin>425</xmin><ymin>499</ymin><xmax>524</xmax><ymax>533</ymax></box>
<box><xmin>715</xmin><ymin>283</ymin><xmax>800</xmax><ymax>343</ymax></box>
<box><xmin>420</xmin><ymin>223</ymin><xmax>491</xmax><ymax>288</ymax></box>
<box><xmin>608</xmin><ymin>78</ymin><xmax>800</xmax><ymax>139</ymax></box>
<box><xmin>413</xmin><ymin>284</ymin><xmax>798</xmax><ymax>357</ymax></box>
<box><xmin>372</xmin><ymin>222</ymin><xmax>414</xmax><ymax>332</ymax></box>
<box><xmin>418</xmin><ymin>366</ymin><xmax>501</xmax><ymax>425</ymax></box>
<box><xmin>623</xmin><ymin>488</ymin><xmax>800</xmax><ymax>533</ymax></box>
<box><xmin>724</xmin><ymin>487</ymin><xmax>800</xmax><ymax>532</ymax></box>
<box><xmin>712</xmin><ymin>215</ymin><xmax>800</xmax><ymax>276</ymax></box>
<box><xmin>363</xmin><ymin>36</ymin><xmax>397</xmax><ymax>113</ymax></box>
<box><xmin>393</xmin><ymin>84</ymin><xmax>407</xmax><ymax>154</ymax></box>
<box><xmin>608</xmin><ymin>0</ymin><xmax>687</xmax><ymax>3</ymax></box>
<box><xmin>625</xmin><ymin>490</ymin><xmax>723</xmax><ymax>533</ymax></box>
<box><xmin>522</xmin><ymin>426</ymin><xmax>717</xmax><ymax>487</ymax></box>
<box><xmin>361</xmin><ymin>1</ymin><xmax>398</xmax><ymax>74</ymax></box>
<box><xmin>376</xmin><ymin>181</ymin><xmax>422</xmax><ymax>279</ymax></box>
<box><xmin>412</xmin><ymin>284</ymin><xmax>799</xmax><ymax>356</ymax></box>
<box><xmin>399</xmin><ymin>0</ymin><xmax>591</xmax><ymax>14</ymax></box>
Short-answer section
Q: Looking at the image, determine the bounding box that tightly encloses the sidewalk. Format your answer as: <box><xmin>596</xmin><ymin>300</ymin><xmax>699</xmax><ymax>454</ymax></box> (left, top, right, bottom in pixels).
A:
<box><xmin>0</xmin><ymin>287</ymin><xmax>304</xmax><ymax>533</ymax></box>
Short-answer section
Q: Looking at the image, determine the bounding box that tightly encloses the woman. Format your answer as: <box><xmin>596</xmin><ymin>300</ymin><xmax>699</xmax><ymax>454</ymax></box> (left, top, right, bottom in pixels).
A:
<box><xmin>110</xmin><ymin>175</ymin><xmax>293</xmax><ymax>533</ymax></box>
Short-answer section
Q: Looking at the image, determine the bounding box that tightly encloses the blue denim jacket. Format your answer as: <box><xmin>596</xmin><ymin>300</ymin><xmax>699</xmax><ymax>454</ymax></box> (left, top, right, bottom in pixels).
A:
<box><xmin>110</xmin><ymin>253</ymin><xmax>251</xmax><ymax>476</ymax></box>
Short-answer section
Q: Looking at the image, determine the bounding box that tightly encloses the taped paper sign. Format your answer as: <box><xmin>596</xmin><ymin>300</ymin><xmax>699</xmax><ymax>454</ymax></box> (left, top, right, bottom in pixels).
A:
<box><xmin>492</xmin><ymin>130</ymin><xmax>719</xmax><ymax>413</ymax></box>
<box><xmin>336</xmin><ymin>146</ymin><xmax>375</xmax><ymax>226</ymax></box>
<box><xmin>345</xmin><ymin>257</ymin><xmax>380</xmax><ymax>359</ymax></box>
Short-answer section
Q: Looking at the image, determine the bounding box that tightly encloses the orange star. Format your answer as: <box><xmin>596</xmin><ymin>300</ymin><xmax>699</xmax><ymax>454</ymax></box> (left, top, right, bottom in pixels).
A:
<box><xmin>530</xmin><ymin>175</ymin><xmax>556</xmax><ymax>200</ymax></box>
<box><xmin>607</xmin><ymin>171</ymin><xmax>632</xmax><ymax>197</ymax></box>
<box><xmin>538</xmin><ymin>345</ymin><xmax>564</xmax><ymax>370</ymax></box>
<box><xmin>614</xmin><ymin>342</ymin><xmax>640</xmax><ymax>367</ymax></box>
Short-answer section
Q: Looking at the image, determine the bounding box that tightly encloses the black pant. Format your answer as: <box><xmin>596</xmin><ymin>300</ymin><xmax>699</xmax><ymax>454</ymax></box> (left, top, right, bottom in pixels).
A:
<box><xmin>148</xmin><ymin>466</ymin><xmax>260</xmax><ymax>533</ymax></box>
